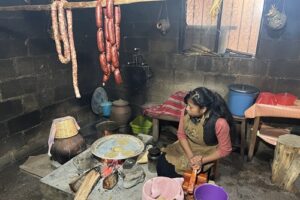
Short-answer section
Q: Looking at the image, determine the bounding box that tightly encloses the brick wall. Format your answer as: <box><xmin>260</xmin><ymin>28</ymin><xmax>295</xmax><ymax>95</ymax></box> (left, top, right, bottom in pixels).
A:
<box><xmin>0</xmin><ymin>1</ymin><xmax>101</xmax><ymax>169</ymax></box>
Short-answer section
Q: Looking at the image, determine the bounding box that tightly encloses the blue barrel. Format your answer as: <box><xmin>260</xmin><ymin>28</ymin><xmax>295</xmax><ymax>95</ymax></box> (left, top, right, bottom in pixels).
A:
<box><xmin>228</xmin><ymin>84</ymin><xmax>259</xmax><ymax>117</ymax></box>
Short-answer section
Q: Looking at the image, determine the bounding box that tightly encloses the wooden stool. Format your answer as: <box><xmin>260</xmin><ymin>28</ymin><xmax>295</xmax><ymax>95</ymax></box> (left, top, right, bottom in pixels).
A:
<box><xmin>272</xmin><ymin>134</ymin><xmax>300</xmax><ymax>192</ymax></box>
<box><xmin>232</xmin><ymin>115</ymin><xmax>247</xmax><ymax>159</ymax></box>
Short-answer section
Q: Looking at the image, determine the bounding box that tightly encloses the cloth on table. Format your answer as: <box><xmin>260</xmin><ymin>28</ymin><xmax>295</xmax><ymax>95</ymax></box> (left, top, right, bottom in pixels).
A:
<box><xmin>245</xmin><ymin>100</ymin><xmax>300</xmax><ymax>119</ymax></box>
<box><xmin>143</xmin><ymin>91</ymin><xmax>187</xmax><ymax>120</ymax></box>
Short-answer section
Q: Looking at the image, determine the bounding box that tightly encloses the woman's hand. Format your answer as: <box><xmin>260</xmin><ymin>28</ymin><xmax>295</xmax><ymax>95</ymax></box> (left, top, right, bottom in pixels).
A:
<box><xmin>189</xmin><ymin>155</ymin><xmax>203</xmax><ymax>168</ymax></box>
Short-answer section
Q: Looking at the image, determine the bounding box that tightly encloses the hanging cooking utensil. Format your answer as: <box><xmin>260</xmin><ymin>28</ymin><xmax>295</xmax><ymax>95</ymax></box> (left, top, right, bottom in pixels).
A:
<box><xmin>266</xmin><ymin>0</ymin><xmax>287</xmax><ymax>30</ymax></box>
<box><xmin>156</xmin><ymin>1</ymin><xmax>170</xmax><ymax>35</ymax></box>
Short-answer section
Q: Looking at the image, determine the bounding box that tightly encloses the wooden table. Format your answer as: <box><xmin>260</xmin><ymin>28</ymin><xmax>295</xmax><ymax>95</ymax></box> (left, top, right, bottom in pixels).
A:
<box><xmin>232</xmin><ymin>115</ymin><xmax>247</xmax><ymax>158</ymax></box>
<box><xmin>144</xmin><ymin>113</ymin><xmax>179</xmax><ymax>142</ymax></box>
<box><xmin>245</xmin><ymin>100</ymin><xmax>300</xmax><ymax>161</ymax></box>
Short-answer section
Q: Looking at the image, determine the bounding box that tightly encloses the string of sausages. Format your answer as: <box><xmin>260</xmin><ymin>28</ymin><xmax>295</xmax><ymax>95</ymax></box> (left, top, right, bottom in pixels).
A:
<box><xmin>51</xmin><ymin>0</ymin><xmax>81</xmax><ymax>98</ymax></box>
<box><xmin>96</xmin><ymin>0</ymin><xmax>123</xmax><ymax>86</ymax></box>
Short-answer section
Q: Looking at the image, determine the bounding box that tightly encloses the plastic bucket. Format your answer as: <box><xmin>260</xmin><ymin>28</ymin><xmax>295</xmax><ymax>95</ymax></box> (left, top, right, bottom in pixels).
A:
<box><xmin>100</xmin><ymin>101</ymin><xmax>112</xmax><ymax>117</ymax></box>
<box><xmin>130</xmin><ymin>115</ymin><xmax>152</xmax><ymax>135</ymax></box>
<box><xmin>228</xmin><ymin>84</ymin><xmax>259</xmax><ymax>117</ymax></box>
<box><xmin>194</xmin><ymin>184</ymin><xmax>228</xmax><ymax>200</ymax></box>
<box><xmin>142</xmin><ymin>177</ymin><xmax>184</xmax><ymax>200</ymax></box>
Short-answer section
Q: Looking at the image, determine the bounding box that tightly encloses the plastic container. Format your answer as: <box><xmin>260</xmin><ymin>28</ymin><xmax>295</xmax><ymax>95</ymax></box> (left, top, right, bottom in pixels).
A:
<box><xmin>194</xmin><ymin>184</ymin><xmax>228</xmax><ymax>200</ymax></box>
<box><xmin>100</xmin><ymin>101</ymin><xmax>112</xmax><ymax>117</ymax></box>
<box><xmin>275</xmin><ymin>93</ymin><xmax>297</xmax><ymax>106</ymax></box>
<box><xmin>228</xmin><ymin>84</ymin><xmax>259</xmax><ymax>117</ymax></box>
<box><xmin>130</xmin><ymin>115</ymin><xmax>152</xmax><ymax>135</ymax></box>
<box><xmin>147</xmin><ymin>147</ymin><xmax>161</xmax><ymax>173</ymax></box>
<box><xmin>256</xmin><ymin>92</ymin><xmax>277</xmax><ymax>105</ymax></box>
<box><xmin>142</xmin><ymin>177</ymin><xmax>184</xmax><ymax>200</ymax></box>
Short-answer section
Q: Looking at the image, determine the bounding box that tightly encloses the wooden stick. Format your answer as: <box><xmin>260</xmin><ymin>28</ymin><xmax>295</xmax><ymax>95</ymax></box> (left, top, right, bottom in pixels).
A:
<box><xmin>0</xmin><ymin>0</ymin><xmax>162</xmax><ymax>12</ymax></box>
<box><xmin>74</xmin><ymin>169</ymin><xmax>101</xmax><ymax>200</ymax></box>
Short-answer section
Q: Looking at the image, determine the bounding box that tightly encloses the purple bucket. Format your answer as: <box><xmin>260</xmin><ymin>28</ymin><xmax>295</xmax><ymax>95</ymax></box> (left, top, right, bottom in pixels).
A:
<box><xmin>194</xmin><ymin>184</ymin><xmax>228</xmax><ymax>200</ymax></box>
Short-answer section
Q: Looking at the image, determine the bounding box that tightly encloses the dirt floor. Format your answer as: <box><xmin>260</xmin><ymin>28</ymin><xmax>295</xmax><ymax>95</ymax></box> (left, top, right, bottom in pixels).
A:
<box><xmin>0</xmin><ymin>132</ymin><xmax>299</xmax><ymax>200</ymax></box>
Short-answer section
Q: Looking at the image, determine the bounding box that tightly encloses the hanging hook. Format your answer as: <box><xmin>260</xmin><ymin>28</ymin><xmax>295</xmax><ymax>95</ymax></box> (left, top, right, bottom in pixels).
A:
<box><xmin>156</xmin><ymin>0</ymin><xmax>170</xmax><ymax>35</ymax></box>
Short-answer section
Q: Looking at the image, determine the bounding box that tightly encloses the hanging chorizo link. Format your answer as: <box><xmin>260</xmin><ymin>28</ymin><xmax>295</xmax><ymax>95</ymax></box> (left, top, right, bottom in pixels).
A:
<box><xmin>104</xmin><ymin>15</ymin><xmax>112</xmax><ymax>63</ymax></box>
<box><xmin>95</xmin><ymin>0</ymin><xmax>122</xmax><ymax>85</ymax></box>
<box><xmin>112</xmin><ymin>4</ymin><xmax>123</xmax><ymax>84</ymax></box>
<box><xmin>106</xmin><ymin>0</ymin><xmax>114</xmax><ymax>19</ymax></box>
<box><xmin>107</xmin><ymin>18</ymin><xmax>116</xmax><ymax>45</ymax></box>
<box><xmin>111</xmin><ymin>45</ymin><xmax>119</xmax><ymax>67</ymax></box>
<box><xmin>97</xmin><ymin>29</ymin><xmax>105</xmax><ymax>53</ymax></box>
<box><xmin>95</xmin><ymin>1</ymin><xmax>103</xmax><ymax>29</ymax></box>
<box><xmin>113</xmin><ymin>68</ymin><xmax>123</xmax><ymax>84</ymax></box>
<box><xmin>51</xmin><ymin>0</ymin><xmax>81</xmax><ymax>98</ymax></box>
<box><xmin>114</xmin><ymin>6</ymin><xmax>121</xmax><ymax>50</ymax></box>
<box><xmin>96</xmin><ymin>1</ymin><xmax>111</xmax><ymax>85</ymax></box>
<box><xmin>99</xmin><ymin>53</ymin><xmax>110</xmax><ymax>75</ymax></box>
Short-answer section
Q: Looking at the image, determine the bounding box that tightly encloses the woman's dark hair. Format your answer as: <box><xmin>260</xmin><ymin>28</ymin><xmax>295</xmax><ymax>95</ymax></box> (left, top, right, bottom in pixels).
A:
<box><xmin>184</xmin><ymin>87</ymin><xmax>235</xmax><ymax>145</ymax></box>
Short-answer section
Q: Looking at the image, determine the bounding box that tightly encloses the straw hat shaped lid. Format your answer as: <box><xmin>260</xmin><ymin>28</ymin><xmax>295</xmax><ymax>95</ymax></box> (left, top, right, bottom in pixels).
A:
<box><xmin>53</xmin><ymin>116</ymin><xmax>80</xmax><ymax>139</ymax></box>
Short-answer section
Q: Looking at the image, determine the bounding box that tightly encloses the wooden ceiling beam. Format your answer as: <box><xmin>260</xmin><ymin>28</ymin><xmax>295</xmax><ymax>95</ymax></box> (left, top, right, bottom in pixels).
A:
<box><xmin>0</xmin><ymin>0</ymin><xmax>163</xmax><ymax>12</ymax></box>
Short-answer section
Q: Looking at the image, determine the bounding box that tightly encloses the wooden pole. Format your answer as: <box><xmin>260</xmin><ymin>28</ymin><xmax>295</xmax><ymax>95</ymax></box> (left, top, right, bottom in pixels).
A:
<box><xmin>271</xmin><ymin>134</ymin><xmax>300</xmax><ymax>192</ymax></box>
<box><xmin>0</xmin><ymin>0</ymin><xmax>163</xmax><ymax>12</ymax></box>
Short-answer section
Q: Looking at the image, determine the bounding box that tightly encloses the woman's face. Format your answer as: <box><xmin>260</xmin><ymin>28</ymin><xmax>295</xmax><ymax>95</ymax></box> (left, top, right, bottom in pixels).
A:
<box><xmin>186</xmin><ymin>99</ymin><xmax>207</xmax><ymax>117</ymax></box>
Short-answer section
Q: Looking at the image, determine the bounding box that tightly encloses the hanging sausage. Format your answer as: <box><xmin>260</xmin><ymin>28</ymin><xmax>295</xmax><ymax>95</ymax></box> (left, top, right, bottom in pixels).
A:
<box><xmin>96</xmin><ymin>0</ymin><xmax>122</xmax><ymax>86</ymax></box>
<box><xmin>112</xmin><ymin>5</ymin><xmax>122</xmax><ymax>84</ymax></box>
<box><xmin>51</xmin><ymin>0</ymin><xmax>81</xmax><ymax>98</ymax></box>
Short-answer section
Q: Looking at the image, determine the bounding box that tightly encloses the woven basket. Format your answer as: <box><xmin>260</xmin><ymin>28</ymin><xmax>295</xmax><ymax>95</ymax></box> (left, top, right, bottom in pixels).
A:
<box><xmin>55</xmin><ymin>118</ymin><xmax>78</xmax><ymax>139</ymax></box>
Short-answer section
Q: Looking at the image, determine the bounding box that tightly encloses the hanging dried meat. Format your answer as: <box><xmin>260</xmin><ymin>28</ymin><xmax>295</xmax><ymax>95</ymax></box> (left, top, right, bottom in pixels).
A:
<box><xmin>96</xmin><ymin>0</ymin><xmax>122</xmax><ymax>86</ymax></box>
<box><xmin>51</xmin><ymin>0</ymin><xmax>81</xmax><ymax>98</ymax></box>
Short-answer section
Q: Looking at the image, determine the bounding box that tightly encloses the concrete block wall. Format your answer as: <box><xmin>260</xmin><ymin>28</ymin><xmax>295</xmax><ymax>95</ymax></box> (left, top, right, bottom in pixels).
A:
<box><xmin>108</xmin><ymin>0</ymin><xmax>300</xmax><ymax>106</ymax></box>
<box><xmin>0</xmin><ymin>1</ymin><xmax>101</xmax><ymax>169</ymax></box>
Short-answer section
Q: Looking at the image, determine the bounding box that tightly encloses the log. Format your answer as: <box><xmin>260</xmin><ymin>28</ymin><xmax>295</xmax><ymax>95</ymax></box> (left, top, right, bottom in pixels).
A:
<box><xmin>0</xmin><ymin>0</ymin><xmax>162</xmax><ymax>12</ymax></box>
<box><xmin>69</xmin><ymin>172</ymin><xmax>88</xmax><ymax>193</ymax></box>
<box><xmin>271</xmin><ymin>134</ymin><xmax>300</xmax><ymax>192</ymax></box>
<box><xmin>74</xmin><ymin>169</ymin><xmax>101</xmax><ymax>200</ymax></box>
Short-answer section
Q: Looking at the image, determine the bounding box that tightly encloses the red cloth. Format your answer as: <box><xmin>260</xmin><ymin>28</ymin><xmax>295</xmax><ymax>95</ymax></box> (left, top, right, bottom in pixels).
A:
<box><xmin>143</xmin><ymin>91</ymin><xmax>187</xmax><ymax>120</ymax></box>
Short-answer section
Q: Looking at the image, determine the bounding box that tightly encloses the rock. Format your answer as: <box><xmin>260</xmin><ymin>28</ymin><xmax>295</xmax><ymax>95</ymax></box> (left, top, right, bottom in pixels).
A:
<box><xmin>103</xmin><ymin>171</ymin><xmax>118</xmax><ymax>190</ymax></box>
<box><xmin>121</xmin><ymin>165</ymin><xmax>145</xmax><ymax>189</ymax></box>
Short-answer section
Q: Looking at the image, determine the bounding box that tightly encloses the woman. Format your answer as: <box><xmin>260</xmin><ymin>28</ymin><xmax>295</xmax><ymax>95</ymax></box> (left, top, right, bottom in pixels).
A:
<box><xmin>156</xmin><ymin>87</ymin><xmax>233</xmax><ymax>178</ymax></box>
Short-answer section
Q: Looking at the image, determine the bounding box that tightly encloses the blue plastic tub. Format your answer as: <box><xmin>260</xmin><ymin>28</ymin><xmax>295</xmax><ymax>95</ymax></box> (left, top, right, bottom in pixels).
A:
<box><xmin>100</xmin><ymin>101</ymin><xmax>112</xmax><ymax>117</ymax></box>
<box><xmin>228</xmin><ymin>84</ymin><xmax>259</xmax><ymax>117</ymax></box>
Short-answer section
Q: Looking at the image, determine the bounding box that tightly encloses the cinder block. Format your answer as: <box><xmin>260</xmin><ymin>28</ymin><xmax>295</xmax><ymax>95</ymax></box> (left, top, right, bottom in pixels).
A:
<box><xmin>0</xmin><ymin>39</ymin><xmax>27</xmax><ymax>59</ymax></box>
<box><xmin>0</xmin><ymin>59</ymin><xmax>15</xmax><ymax>80</ymax></box>
<box><xmin>0</xmin><ymin>99</ymin><xmax>23</xmax><ymax>121</ymax></box>
<box><xmin>22</xmin><ymin>94</ymin><xmax>39</xmax><ymax>113</ymax></box>
<box><xmin>0</xmin><ymin>133</ymin><xmax>25</xmax><ymax>156</ymax></box>
<box><xmin>27</xmin><ymin>38</ymin><xmax>55</xmax><ymax>56</ymax></box>
<box><xmin>149</xmin><ymin>38</ymin><xmax>178</xmax><ymax>53</ymax></box>
<box><xmin>170</xmin><ymin>54</ymin><xmax>197</xmax><ymax>71</ymax></box>
<box><xmin>0</xmin><ymin>79</ymin><xmax>25</xmax><ymax>99</ymax></box>
<box><xmin>7</xmin><ymin>110</ymin><xmax>41</xmax><ymax>134</ymax></box>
